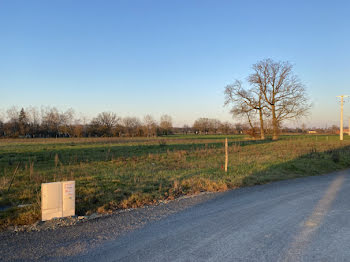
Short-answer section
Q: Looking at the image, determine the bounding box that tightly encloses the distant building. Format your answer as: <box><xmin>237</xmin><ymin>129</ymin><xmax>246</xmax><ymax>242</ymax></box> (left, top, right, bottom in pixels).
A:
<box><xmin>308</xmin><ymin>130</ymin><xmax>317</xmax><ymax>134</ymax></box>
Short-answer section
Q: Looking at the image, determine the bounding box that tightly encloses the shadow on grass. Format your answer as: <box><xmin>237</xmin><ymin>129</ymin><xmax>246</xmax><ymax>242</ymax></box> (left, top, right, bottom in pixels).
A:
<box><xmin>0</xmin><ymin>139</ymin><xmax>275</xmax><ymax>170</ymax></box>
<box><xmin>241</xmin><ymin>145</ymin><xmax>350</xmax><ymax>187</ymax></box>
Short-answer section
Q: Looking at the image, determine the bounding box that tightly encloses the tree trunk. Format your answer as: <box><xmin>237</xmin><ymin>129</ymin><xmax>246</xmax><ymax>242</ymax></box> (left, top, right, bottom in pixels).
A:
<box><xmin>271</xmin><ymin>104</ymin><xmax>278</xmax><ymax>140</ymax></box>
<box><xmin>258</xmin><ymin>109</ymin><xmax>265</xmax><ymax>140</ymax></box>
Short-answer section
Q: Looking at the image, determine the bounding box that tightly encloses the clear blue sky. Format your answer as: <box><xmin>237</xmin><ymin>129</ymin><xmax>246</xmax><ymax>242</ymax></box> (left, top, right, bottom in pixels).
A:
<box><xmin>1</xmin><ymin>0</ymin><xmax>349</xmax><ymax>127</ymax></box>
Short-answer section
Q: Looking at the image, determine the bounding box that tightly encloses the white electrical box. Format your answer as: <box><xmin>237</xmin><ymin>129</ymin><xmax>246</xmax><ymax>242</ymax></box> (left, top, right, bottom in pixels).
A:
<box><xmin>41</xmin><ymin>181</ymin><xmax>75</xmax><ymax>221</ymax></box>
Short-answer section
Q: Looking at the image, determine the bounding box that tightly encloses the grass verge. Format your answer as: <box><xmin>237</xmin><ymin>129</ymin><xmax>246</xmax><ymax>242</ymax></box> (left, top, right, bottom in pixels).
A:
<box><xmin>1</xmin><ymin>134</ymin><xmax>350</xmax><ymax>229</ymax></box>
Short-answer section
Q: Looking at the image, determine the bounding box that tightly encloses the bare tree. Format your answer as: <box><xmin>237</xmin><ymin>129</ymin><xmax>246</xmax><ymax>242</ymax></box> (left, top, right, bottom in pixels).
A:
<box><xmin>18</xmin><ymin>108</ymin><xmax>29</xmax><ymax>136</ymax></box>
<box><xmin>91</xmin><ymin>112</ymin><xmax>120</xmax><ymax>136</ymax></box>
<box><xmin>94</xmin><ymin>112</ymin><xmax>119</xmax><ymax>128</ymax></box>
<box><xmin>160</xmin><ymin>115</ymin><xmax>173</xmax><ymax>135</ymax></box>
<box><xmin>211</xmin><ymin>119</ymin><xmax>221</xmax><ymax>134</ymax></box>
<box><xmin>41</xmin><ymin>107</ymin><xmax>60</xmax><ymax>137</ymax></box>
<box><xmin>41</xmin><ymin>107</ymin><xmax>76</xmax><ymax>137</ymax></box>
<box><xmin>192</xmin><ymin>118</ymin><xmax>222</xmax><ymax>134</ymax></box>
<box><xmin>193</xmin><ymin>118</ymin><xmax>210</xmax><ymax>134</ymax></box>
<box><xmin>225</xmin><ymin>80</ymin><xmax>266</xmax><ymax>139</ymax></box>
<box><xmin>6</xmin><ymin>106</ymin><xmax>19</xmax><ymax>122</ymax></box>
<box><xmin>26</xmin><ymin>106</ymin><xmax>41</xmax><ymax>137</ymax></box>
<box><xmin>58</xmin><ymin>108</ymin><xmax>75</xmax><ymax>136</ymax></box>
<box><xmin>76</xmin><ymin>113</ymin><xmax>90</xmax><ymax>137</ymax></box>
<box><xmin>6</xmin><ymin>106</ymin><xmax>20</xmax><ymax>136</ymax></box>
<box><xmin>301</xmin><ymin>123</ymin><xmax>307</xmax><ymax>133</ymax></box>
<box><xmin>123</xmin><ymin>117</ymin><xmax>142</xmax><ymax>137</ymax></box>
<box><xmin>219</xmin><ymin>121</ymin><xmax>233</xmax><ymax>134</ymax></box>
<box><xmin>182</xmin><ymin>124</ymin><xmax>190</xmax><ymax>134</ymax></box>
<box><xmin>143</xmin><ymin>115</ymin><xmax>157</xmax><ymax>137</ymax></box>
<box><xmin>248</xmin><ymin>59</ymin><xmax>311</xmax><ymax>140</ymax></box>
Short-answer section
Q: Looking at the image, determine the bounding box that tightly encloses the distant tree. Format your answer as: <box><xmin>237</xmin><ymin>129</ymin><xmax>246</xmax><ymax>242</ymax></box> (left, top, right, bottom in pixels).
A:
<box><xmin>219</xmin><ymin>121</ymin><xmax>233</xmax><ymax>134</ymax></box>
<box><xmin>123</xmin><ymin>117</ymin><xmax>142</xmax><ymax>137</ymax></box>
<box><xmin>143</xmin><ymin>115</ymin><xmax>157</xmax><ymax>137</ymax></box>
<box><xmin>234</xmin><ymin>123</ymin><xmax>243</xmax><ymax>134</ymax></box>
<box><xmin>192</xmin><ymin>118</ymin><xmax>222</xmax><ymax>134</ymax></box>
<box><xmin>160</xmin><ymin>115</ymin><xmax>173</xmax><ymax>135</ymax></box>
<box><xmin>41</xmin><ymin>107</ymin><xmax>75</xmax><ymax>137</ymax></box>
<box><xmin>301</xmin><ymin>123</ymin><xmax>307</xmax><ymax>133</ymax></box>
<box><xmin>182</xmin><ymin>124</ymin><xmax>190</xmax><ymax>134</ymax></box>
<box><xmin>263</xmin><ymin>119</ymin><xmax>274</xmax><ymax>135</ymax></box>
<box><xmin>210</xmin><ymin>119</ymin><xmax>221</xmax><ymax>134</ymax></box>
<box><xmin>7</xmin><ymin>106</ymin><xmax>19</xmax><ymax>122</ymax></box>
<box><xmin>330</xmin><ymin>125</ymin><xmax>339</xmax><ymax>134</ymax></box>
<box><xmin>41</xmin><ymin>107</ymin><xmax>60</xmax><ymax>137</ymax></box>
<box><xmin>72</xmin><ymin>125</ymin><xmax>83</xmax><ymax>137</ymax></box>
<box><xmin>18</xmin><ymin>108</ymin><xmax>27</xmax><ymax>123</ymax></box>
<box><xmin>58</xmin><ymin>108</ymin><xmax>75</xmax><ymax>136</ymax></box>
<box><xmin>193</xmin><ymin>118</ymin><xmax>211</xmax><ymax>134</ymax></box>
<box><xmin>77</xmin><ymin>114</ymin><xmax>90</xmax><ymax>137</ymax></box>
<box><xmin>18</xmin><ymin>108</ymin><xmax>29</xmax><ymax>136</ymax></box>
<box><xmin>26</xmin><ymin>106</ymin><xmax>41</xmax><ymax>137</ymax></box>
<box><xmin>90</xmin><ymin>112</ymin><xmax>120</xmax><ymax>137</ymax></box>
<box><xmin>6</xmin><ymin>106</ymin><xmax>20</xmax><ymax>137</ymax></box>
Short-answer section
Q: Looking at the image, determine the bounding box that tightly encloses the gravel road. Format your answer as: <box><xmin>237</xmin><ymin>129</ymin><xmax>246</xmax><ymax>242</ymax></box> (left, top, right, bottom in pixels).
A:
<box><xmin>1</xmin><ymin>170</ymin><xmax>350</xmax><ymax>262</ymax></box>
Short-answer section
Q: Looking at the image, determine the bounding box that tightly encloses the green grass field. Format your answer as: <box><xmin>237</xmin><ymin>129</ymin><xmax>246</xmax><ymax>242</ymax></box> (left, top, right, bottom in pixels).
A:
<box><xmin>1</xmin><ymin>134</ymin><xmax>350</xmax><ymax>229</ymax></box>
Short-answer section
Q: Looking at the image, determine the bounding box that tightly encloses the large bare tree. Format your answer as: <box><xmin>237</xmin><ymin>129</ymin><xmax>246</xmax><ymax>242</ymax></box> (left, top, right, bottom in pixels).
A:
<box><xmin>248</xmin><ymin>59</ymin><xmax>311</xmax><ymax>140</ymax></box>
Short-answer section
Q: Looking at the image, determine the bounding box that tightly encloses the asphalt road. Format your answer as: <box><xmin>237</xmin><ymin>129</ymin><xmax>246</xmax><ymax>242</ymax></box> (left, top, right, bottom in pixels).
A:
<box><xmin>2</xmin><ymin>170</ymin><xmax>350</xmax><ymax>261</ymax></box>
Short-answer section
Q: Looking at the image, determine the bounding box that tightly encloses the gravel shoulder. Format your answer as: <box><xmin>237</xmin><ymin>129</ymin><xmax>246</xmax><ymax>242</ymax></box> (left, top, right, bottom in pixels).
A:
<box><xmin>0</xmin><ymin>191</ymin><xmax>219</xmax><ymax>261</ymax></box>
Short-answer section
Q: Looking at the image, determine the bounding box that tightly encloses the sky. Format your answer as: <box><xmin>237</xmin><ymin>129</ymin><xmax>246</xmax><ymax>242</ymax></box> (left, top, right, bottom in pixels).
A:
<box><xmin>0</xmin><ymin>0</ymin><xmax>350</xmax><ymax>127</ymax></box>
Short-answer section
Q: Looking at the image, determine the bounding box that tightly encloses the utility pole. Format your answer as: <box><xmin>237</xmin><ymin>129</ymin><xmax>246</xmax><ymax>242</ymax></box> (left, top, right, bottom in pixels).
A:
<box><xmin>336</xmin><ymin>95</ymin><xmax>349</xmax><ymax>141</ymax></box>
<box><xmin>225</xmin><ymin>138</ymin><xmax>228</xmax><ymax>173</ymax></box>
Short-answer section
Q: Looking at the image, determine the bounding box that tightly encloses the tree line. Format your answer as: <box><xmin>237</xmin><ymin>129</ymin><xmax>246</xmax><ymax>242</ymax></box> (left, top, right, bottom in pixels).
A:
<box><xmin>0</xmin><ymin>105</ymin><xmax>332</xmax><ymax>139</ymax></box>
<box><xmin>0</xmin><ymin>105</ymin><xmax>321</xmax><ymax>139</ymax></box>
<box><xmin>0</xmin><ymin>107</ymin><xmax>246</xmax><ymax>138</ymax></box>
<box><xmin>0</xmin><ymin>107</ymin><xmax>177</xmax><ymax>138</ymax></box>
